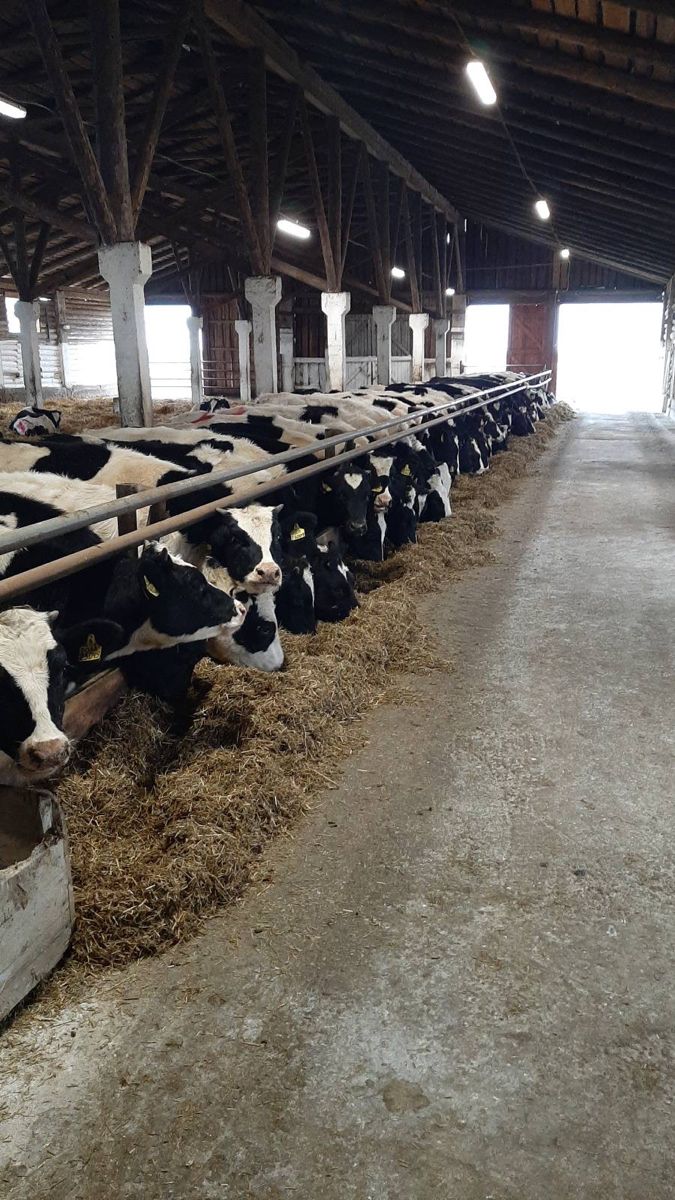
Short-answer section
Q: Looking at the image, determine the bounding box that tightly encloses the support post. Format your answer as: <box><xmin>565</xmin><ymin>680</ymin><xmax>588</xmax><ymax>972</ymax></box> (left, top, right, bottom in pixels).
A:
<box><xmin>98</xmin><ymin>241</ymin><xmax>153</xmax><ymax>426</ymax></box>
<box><xmin>409</xmin><ymin>312</ymin><xmax>430</xmax><ymax>383</ymax></box>
<box><xmin>279</xmin><ymin>327</ymin><xmax>294</xmax><ymax>393</ymax></box>
<box><xmin>15</xmin><ymin>300</ymin><xmax>43</xmax><ymax>407</ymax></box>
<box><xmin>372</xmin><ymin>304</ymin><xmax>396</xmax><ymax>386</ymax></box>
<box><xmin>186</xmin><ymin>314</ymin><xmax>203</xmax><ymax>407</ymax></box>
<box><xmin>54</xmin><ymin>290</ymin><xmax>71</xmax><ymax>389</ymax></box>
<box><xmin>244</xmin><ymin>275</ymin><xmax>282</xmax><ymax>396</ymax></box>
<box><xmin>432</xmin><ymin>317</ymin><xmax>450</xmax><ymax>378</ymax></box>
<box><xmin>234</xmin><ymin>318</ymin><xmax>252</xmax><ymax>403</ymax></box>
<box><xmin>321</xmin><ymin>291</ymin><xmax>350</xmax><ymax>392</ymax></box>
<box><xmin>449</xmin><ymin>293</ymin><xmax>467</xmax><ymax>373</ymax></box>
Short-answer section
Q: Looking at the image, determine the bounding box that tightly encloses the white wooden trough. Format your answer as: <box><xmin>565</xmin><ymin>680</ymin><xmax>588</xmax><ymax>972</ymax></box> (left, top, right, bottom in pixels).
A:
<box><xmin>0</xmin><ymin>668</ymin><xmax>127</xmax><ymax>1022</ymax></box>
<box><xmin>0</xmin><ymin>786</ymin><xmax>74</xmax><ymax>1022</ymax></box>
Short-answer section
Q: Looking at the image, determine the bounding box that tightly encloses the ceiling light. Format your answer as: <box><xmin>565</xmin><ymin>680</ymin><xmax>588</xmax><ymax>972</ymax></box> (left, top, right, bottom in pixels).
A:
<box><xmin>38</xmin><ymin>296</ymin><xmax>50</xmax><ymax>302</ymax></box>
<box><xmin>534</xmin><ymin>198</ymin><xmax>551</xmax><ymax>221</ymax></box>
<box><xmin>446</xmin><ymin>232</ymin><xmax>451</xmax><ymax>244</ymax></box>
<box><xmin>465</xmin><ymin>60</ymin><xmax>497</xmax><ymax>107</ymax></box>
<box><xmin>445</xmin><ymin>286</ymin><xmax>455</xmax><ymax>296</ymax></box>
<box><xmin>277</xmin><ymin>217</ymin><xmax>311</xmax><ymax>240</ymax></box>
<box><xmin>391</xmin><ymin>266</ymin><xmax>405</xmax><ymax>279</ymax></box>
<box><xmin>0</xmin><ymin>96</ymin><xmax>27</xmax><ymax>120</ymax></box>
<box><xmin>559</xmin><ymin>247</ymin><xmax>570</xmax><ymax>260</ymax></box>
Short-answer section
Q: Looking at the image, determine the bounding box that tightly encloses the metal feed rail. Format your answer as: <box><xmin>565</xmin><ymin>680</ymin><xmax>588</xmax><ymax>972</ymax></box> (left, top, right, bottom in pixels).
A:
<box><xmin>0</xmin><ymin>372</ymin><xmax>551</xmax><ymax>606</ymax></box>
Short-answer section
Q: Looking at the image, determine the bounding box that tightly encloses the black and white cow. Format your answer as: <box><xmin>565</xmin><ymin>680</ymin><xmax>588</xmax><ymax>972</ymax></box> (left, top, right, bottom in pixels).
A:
<box><xmin>0</xmin><ymin>607</ymin><xmax>122</xmax><ymax>785</ymax></box>
<box><xmin>0</xmin><ymin>433</ymin><xmax>199</xmax><ymax>490</ymax></box>
<box><xmin>9</xmin><ymin>406</ymin><xmax>61</xmax><ymax>437</ymax></box>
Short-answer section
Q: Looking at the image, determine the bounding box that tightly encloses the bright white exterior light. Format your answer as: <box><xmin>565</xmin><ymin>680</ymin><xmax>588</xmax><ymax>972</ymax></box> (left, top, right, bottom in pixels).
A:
<box><xmin>445</xmin><ymin>286</ymin><xmax>455</xmax><ymax>296</ymax></box>
<box><xmin>534</xmin><ymin>198</ymin><xmax>551</xmax><ymax>220</ymax></box>
<box><xmin>0</xmin><ymin>97</ymin><xmax>27</xmax><ymax>120</ymax></box>
<box><xmin>391</xmin><ymin>266</ymin><xmax>405</xmax><ymax>279</ymax></box>
<box><xmin>277</xmin><ymin>217</ymin><xmax>311</xmax><ymax>240</ymax></box>
<box><xmin>465</xmin><ymin>60</ymin><xmax>497</xmax><ymax>107</ymax></box>
<box><xmin>560</xmin><ymin>247</ymin><xmax>570</xmax><ymax>260</ymax></box>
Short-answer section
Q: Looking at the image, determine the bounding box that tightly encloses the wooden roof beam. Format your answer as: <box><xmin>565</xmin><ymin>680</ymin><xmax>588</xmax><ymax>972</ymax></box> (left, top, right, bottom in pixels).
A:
<box><xmin>202</xmin><ymin>0</ymin><xmax>457</xmax><ymax>221</ymax></box>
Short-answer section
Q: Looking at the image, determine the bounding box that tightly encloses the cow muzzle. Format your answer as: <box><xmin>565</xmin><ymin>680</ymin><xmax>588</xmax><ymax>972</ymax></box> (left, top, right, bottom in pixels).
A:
<box><xmin>247</xmin><ymin>562</ymin><xmax>282</xmax><ymax>592</ymax></box>
<box><xmin>373</xmin><ymin>489</ymin><xmax>391</xmax><ymax>511</ymax></box>
<box><xmin>346</xmin><ymin>519</ymin><xmax>368</xmax><ymax>535</ymax></box>
<box><xmin>19</xmin><ymin>735</ymin><xmax>71</xmax><ymax>777</ymax></box>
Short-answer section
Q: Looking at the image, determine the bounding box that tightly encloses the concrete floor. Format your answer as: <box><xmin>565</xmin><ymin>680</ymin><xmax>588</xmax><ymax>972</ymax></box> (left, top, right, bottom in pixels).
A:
<box><xmin>1</xmin><ymin>412</ymin><xmax>674</xmax><ymax>1200</ymax></box>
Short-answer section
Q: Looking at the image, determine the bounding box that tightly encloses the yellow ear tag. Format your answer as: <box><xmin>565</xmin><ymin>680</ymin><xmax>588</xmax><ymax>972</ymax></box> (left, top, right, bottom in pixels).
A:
<box><xmin>79</xmin><ymin>633</ymin><xmax>102</xmax><ymax>663</ymax></box>
<box><xmin>372</xmin><ymin>484</ymin><xmax>383</xmax><ymax>494</ymax></box>
<box><xmin>290</xmin><ymin>524</ymin><xmax>305</xmax><ymax>541</ymax></box>
<box><xmin>401</xmin><ymin>464</ymin><xmax>412</xmax><ymax>477</ymax></box>
<box><xmin>143</xmin><ymin>575</ymin><xmax>160</xmax><ymax>597</ymax></box>
<box><xmin>322</xmin><ymin>482</ymin><xmax>332</xmax><ymax>492</ymax></box>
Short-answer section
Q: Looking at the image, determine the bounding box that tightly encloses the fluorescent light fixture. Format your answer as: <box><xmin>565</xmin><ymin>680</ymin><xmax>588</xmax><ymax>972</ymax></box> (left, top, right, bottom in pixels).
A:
<box><xmin>534</xmin><ymin>198</ymin><xmax>551</xmax><ymax>220</ymax></box>
<box><xmin>559</xmin><ymin>247</ymin><xmax>570</xmax><ymax>260</ymax></box>
<box><xmin>445</xmin><ymin>286</ymin><xmax>455</xmax><ymax>297</ymax></box>
<box><xmin>465</xmin><ymin>60</ymin><xmax>497</xmax><ymax>107</ymax></box>
<box><xmin>276</xmin><ymin>216</ymin><xmax>311</xmax><ymax>240</ymax></box>
<box><xmin>38</xmin><ymin>296</ymin><xmax>50</xmax><ymax>302</ymax></box>
<box><xmin>391</xmin><ymin>266</ymin><xmax>405</xmax><ymax>279</ymax></box>
<box><xmin>446</xmin><ymin>232</ymin><xmax>451</xmax><ymax>244</ymax></box>
<box><xmin>0</xmin><ymin>96</ymin><xmax>27</xmax><ymax>120</ymax></box>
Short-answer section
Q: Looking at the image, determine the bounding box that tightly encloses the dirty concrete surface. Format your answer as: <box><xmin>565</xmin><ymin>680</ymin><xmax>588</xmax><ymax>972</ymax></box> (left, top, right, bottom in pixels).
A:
<box><xmin>1</xmin><ymin>412</ymin><xmax>674</xmax><ymax>1200</ymax></box>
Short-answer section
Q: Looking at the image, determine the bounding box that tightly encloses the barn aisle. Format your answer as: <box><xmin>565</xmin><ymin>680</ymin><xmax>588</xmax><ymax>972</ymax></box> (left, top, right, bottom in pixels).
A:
<box><xmin>2</xmin><ymin>412</ymin><xmax>674</xmax><ymax>1200</ymax></box>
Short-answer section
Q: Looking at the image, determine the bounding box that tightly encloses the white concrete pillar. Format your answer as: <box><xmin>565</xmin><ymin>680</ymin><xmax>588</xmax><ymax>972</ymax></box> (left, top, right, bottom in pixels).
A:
<box><xmin>244</xmin><ymin>275</ymin><xmax>282</xmax><ymax>396</ymax></box>
<box><xmin>279</xmin><ymin>328</ymin><xmax>294</xmax><ymax>393</ymax></box>
<box><xmin>15</xmin><ymin>300</ymin><xmax>43</xmax><ymax>407</ymax></box>
<box><xmin>409</xmin><ymin>312</ymin><xmax>430</xmax><ymax>383</ymax></box>
<box><xmin>450</xmin><ymin>293</ymin><xmax>467</xmax><ymax>374</ymax></box>
<box><xmin>186</xmin><ymin>314</ymin><xmax>203</xmax><ymax>408</ymax></box>
<box><xmin>98</xmin><ymin>241</ymin><xmax>153</xmax><ymax>426</ymax></box>
<box><xmin>321</xmin><ymin>291</ymin><xmax>351</xmax><ymax>392</ymax></box>
<box><xmin>432</xmin><ymin>317</ymin><xmax>450</xmax><ymax>379</ymax></box>
<box><xmin>234</xmin><ymin>319</ymin><xmax>252</xmax><ymax>403</ymax></box>
<box><xmin>372</xmin><ymin>304</ymin><xmax>396</xmax><ymax>386</ymax></box>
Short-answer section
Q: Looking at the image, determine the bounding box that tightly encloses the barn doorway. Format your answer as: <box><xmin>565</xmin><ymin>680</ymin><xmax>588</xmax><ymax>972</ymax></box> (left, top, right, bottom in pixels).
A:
<box><xmin>464</xmin><ymin>303</ymin><xmax>510</xmax><ymax>372</ymax></box>
<box><xmin>556</xmin><ymin>302</ymin><xmax>664</xmax><ymax>413</ymax></box>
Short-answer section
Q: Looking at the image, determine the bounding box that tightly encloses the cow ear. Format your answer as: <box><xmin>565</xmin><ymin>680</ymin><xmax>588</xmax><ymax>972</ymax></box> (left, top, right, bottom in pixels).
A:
<box><xmin>59</xmin><ymin>619</ymin><xmax>126</xmax><ymax>668</ymax></box>
<box><xmin>46</xmin><ymin>610</ymin><xmax>61</xmax><ymax>628</ymax></box>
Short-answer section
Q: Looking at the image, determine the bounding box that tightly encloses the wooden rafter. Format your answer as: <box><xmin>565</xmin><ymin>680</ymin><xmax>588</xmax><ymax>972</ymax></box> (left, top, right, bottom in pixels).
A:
<box><xmin>269</xmin><ymin>85</ymin><xmax>300</xmax><ymax>233</ymax></box>
<box><xmin>195</xmin><ymin>3</ymin><xmax>264</xmax><ymax>273</ymax></box>
<box><xmin>299</xmin><ymin>97</ymin><xmax>338</xmax><ymax>289</ymax></box>
<box><xmin>130</xmin><ymin>0</ymin><xmax>193</xmax><ymax>221</ymax></box>
<box><xmin>28</xmin><ymin>222</ymin><xmax>51</xmax><ymax>296</ymax></box>
<box><xmin>26</xmin><ymin>0</ymin><xmax>117</xmax><ymax>242</ymax></box>
<box><xmin>340</xmin><ymin>140</ymin><xmax>363</xmax><ymax>279</ymax></box>
<box><xmin>248</xmin><ymin>47</ymin><xmax>271</xmax><ymax>272</ymax></box>
<box><xmin>361</xmin><ymin>154</ymin><xmax>388</xmax><ymax>303</ymax></box>
<box><xmin>89</xmin><ymin>0</ymin><xmax>134</xmax><ymax>240</ymax></box>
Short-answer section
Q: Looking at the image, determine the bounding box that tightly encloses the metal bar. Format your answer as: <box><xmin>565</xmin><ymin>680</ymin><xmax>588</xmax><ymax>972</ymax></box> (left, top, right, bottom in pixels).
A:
<box><xmin>0</xmin><ymin>372</ymin><xmax>551</xmax><ymax>565</ymax></box>
<box><xmin>0</xmin><ymin>371</ymin><xmax>551</xmax><ymax>606</ymax></box>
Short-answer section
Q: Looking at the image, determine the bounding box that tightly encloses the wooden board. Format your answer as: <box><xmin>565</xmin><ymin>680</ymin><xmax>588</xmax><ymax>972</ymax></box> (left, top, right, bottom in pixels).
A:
<box><xmin>0</xmin><ymin>788</ymin><xmax>74</xmax><ymax>1022</ymax></box>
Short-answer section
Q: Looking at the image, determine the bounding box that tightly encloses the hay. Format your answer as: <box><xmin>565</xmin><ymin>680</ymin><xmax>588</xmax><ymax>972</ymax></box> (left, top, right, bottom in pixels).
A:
<box><xmin>45</xmin><ymin>402</ymin><xmax>573</xmax><ymax>987</ymax></box>
<box><xmin>0</xmin><ymin>394</ymin><xmax>191</xmax><ymax>435</ymax></box>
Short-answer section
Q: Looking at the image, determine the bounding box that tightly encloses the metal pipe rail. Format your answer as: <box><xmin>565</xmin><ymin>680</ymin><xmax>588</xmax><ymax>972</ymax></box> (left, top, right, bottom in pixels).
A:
<box><xmin>0</xmin><ymin>372</ymin><xmax>551</xmax><ymax>607</ymax></box>
<box><xmin>0</xmin><ymin>372</ymin><xmax>551</xmax><ymax>559</ymax></box>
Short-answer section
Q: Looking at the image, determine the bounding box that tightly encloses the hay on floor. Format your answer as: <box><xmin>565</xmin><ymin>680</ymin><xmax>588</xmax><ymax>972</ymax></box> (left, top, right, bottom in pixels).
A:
<box><xmin>50</xmin><ymin>403</ymin><xmax>573</xmax><ymax>982</ymax></box>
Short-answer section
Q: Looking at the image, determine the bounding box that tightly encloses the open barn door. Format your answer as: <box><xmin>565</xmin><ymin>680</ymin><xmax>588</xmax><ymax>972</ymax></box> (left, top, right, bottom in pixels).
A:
<box><xmin>507</xmin><ymin>302</ymin><xmax>557</xmax><ymax>383</ymax></box>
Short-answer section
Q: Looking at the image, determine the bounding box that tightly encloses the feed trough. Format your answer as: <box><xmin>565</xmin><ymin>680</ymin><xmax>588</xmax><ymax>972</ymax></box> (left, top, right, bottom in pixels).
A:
<box><xmin>0</xmin><ymin>787</ymin><xmax>74</xmax><ymax>1022</ymax></box>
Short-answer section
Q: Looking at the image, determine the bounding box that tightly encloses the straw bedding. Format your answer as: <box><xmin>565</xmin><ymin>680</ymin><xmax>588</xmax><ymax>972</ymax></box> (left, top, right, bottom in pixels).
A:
<box><xmin>0</xmin><ymin>395</ymin><xmax>190</xmax><ymax>435</ymax></box>
<box><xmin>44</xmin><ymin>401</ymin><xmax>573</xmax><ymax>983</ymax></box>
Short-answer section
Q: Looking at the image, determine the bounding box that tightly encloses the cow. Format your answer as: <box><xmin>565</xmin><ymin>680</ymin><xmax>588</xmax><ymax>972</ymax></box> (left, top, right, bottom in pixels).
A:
<box><xmin>0</xmin><ymin>607</ymin><xmax>122</xmax><ymax>786</ymax></box>
<box><xmin>9</xmin><ymin>406</ymin><xmax>61</xmax><ymax>437</ymax></box>
<box><xmin>167</xmin><ymin>503</ymin><xmax>283</xmax><ymax>595</ymax></box>
<box><xmin>0</xmin><ymin>433</ymin><xmax>200</xmax><ymax>490</ymax></box>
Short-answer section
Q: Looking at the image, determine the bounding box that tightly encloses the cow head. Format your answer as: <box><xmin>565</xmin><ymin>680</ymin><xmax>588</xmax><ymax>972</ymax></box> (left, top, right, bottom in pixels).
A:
<box><xmin>9</xmin><ymin>406</ymin><xmax>62</xmax><ymax>438</ymax></box>
<box><xmin>207</xmin><ymin>505</ymin><xmax>283</xmax><ymax>593</ymax></box>
<box><xmin>317</xmin><ymin>460</ymin><xmax>371</xmax><ymax>536</ymax></box>
<box><xmin>312</xmin><ymin>532</ymin><xmax>358</xmax><ymax>623</ymax></box>
<box><xmin>0</xmin><ymin>608</ymin><xmax>122</xmax><ymax>784</ymax></box>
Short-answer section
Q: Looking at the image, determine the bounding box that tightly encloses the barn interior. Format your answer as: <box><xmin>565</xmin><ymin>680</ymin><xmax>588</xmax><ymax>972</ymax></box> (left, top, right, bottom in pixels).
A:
<box><xmin>0</xmin><ymin>3</ymin><xmax>674</xmax><ymax>1198</ymax></box>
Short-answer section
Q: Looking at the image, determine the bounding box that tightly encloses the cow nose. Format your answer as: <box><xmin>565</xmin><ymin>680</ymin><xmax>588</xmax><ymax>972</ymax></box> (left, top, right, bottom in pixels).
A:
<box><xmin>347</xmin><ymin>519</ymin><xmax>367</xmax><ymax>534</ymax></box>
<box><xmin>255</xmin><ymin>563</ymin><xmax>281</xmax><ymax>584</ymax></box>
<box><xmin>22</xmin><ymin>738</ymin><xmax>70</xmax><ymax>770</ymax></box>
<box><xmin>374</xmin><ymin>489</ymin><xmax>391</xmax><ymax>510</ymax></box>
